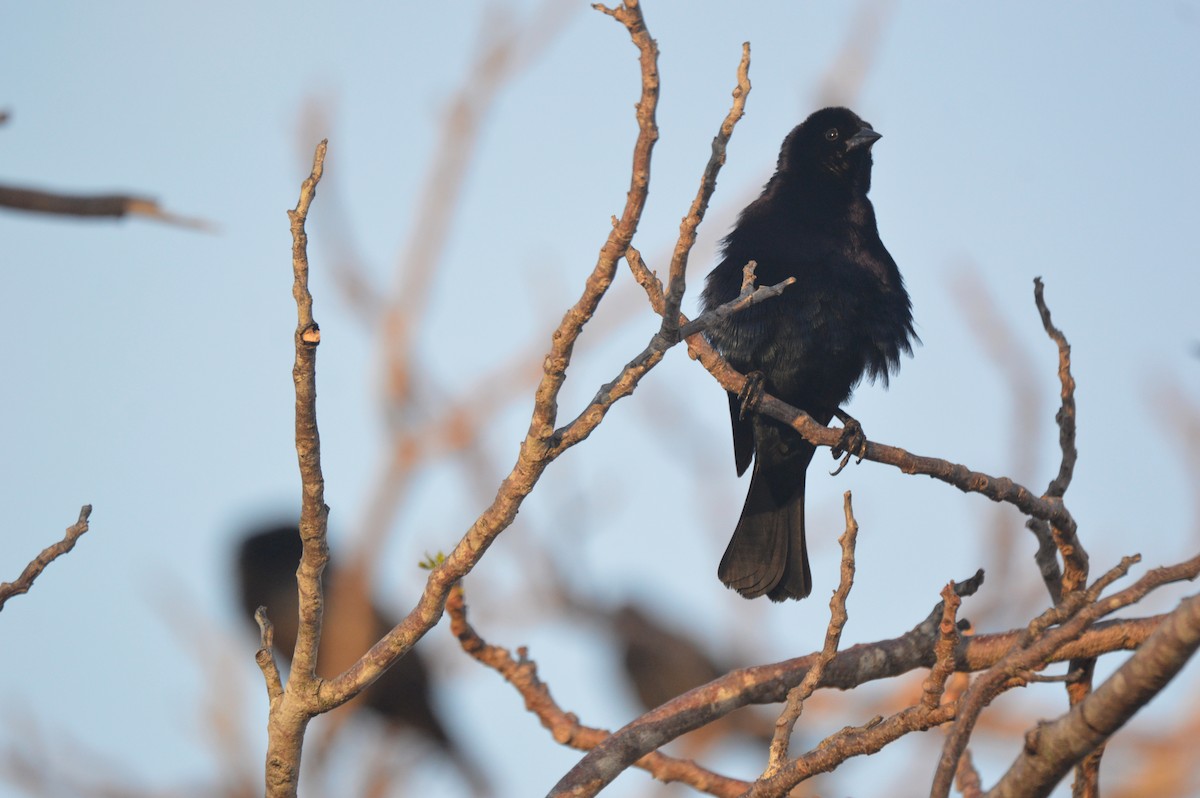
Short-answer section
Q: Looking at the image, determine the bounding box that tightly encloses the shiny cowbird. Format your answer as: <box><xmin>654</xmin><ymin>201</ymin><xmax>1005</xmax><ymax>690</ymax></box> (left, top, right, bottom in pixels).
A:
<box><xmin>700</xmin><ymin>107</ymin><xmax>915</xmax><ymax>601</ymax></box>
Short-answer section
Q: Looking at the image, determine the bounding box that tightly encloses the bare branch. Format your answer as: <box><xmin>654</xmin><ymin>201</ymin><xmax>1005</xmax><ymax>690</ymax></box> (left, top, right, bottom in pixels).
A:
<box><xmin>1026</xmin><ymin>517</ymin><xmax>1065</xmax><ymax>604</ymax></box>
<box><xmin>688</xmin><ymin>327</ymin><xmax>1075</xmax><ymax>529</ymax></box>
<box><xmin>310</xmin><ymin>5</ymin><xmax>762</xmax><ymax>735</ymax></box>
<box><xmin>0</xmin><ymin>505</ymin><xmax>92</xmax><ymax>611</ymax></box>
<box><xmin>306</xmin><ymin>4</ymin><xmax>578</xmax><ymax>574</ymax></box>
<box><xmin>287</xmin><ymin>141</ymin><xmax>331</xmax><ymax>684</ymax></box>
<box><xmin>986</xmin><ymin>593</ymin><xmax>1200</xmax><ymax>798</ymax></box>
<box><xmin>931</xmin><ymin>553</ymin><xmax>1200</xmax><ymax>798</ymax></box>
<box><xmin>550</xmin><ymin>576</ymin><xmax>985</xmax><ymax>797</ymax></box>
<box><xmin>1034</xmin><ymin>277</ymin><xmax>1077</xmax><ymax>502</ymax></box>
<box><xmin>923</xmin><ymin>581</ymin><xmax>964</xmax><ymax>710</ymax></box>
<box><xmin>551</xmin><ymin>546</ymin><xmax>1200</xmax><ymax>798</ymax></box>
<box><xmin>552</xmin><ymin>267</ymin><xmax>790</xmax><ymax>457</ymax></box>
<box><xmin>678</xmin><ymin>273</ymin><xmax>793</xmax><ymax>339</ymax></box>
<box><xmin>1030</xmin><ymin>277</ymin><xmax>1097</xmax><ymax>794</ymax></box>
<box><xmin>526</xmin><ymin>0</ymin><xmax>658</xmax><ymax>442</ymax></box>
<box><xmin>0</xmin><ymin>184</ymin><xmax>212</xmax><ymax>229</ymax></box>
<box><xmin>757</xmin><ymin>577</ymin><xmax>959</xmax><ymax>798</ymax></box>
<box><xmin>744</xmin><ymin>703</ymin><xmax>957</xmax><ymax>798</ymax></box>
<box><xmin>950</xmin><ymin>265</ymin><xmax>1046</xmax><ymax>620</ymax></box>
<box><xmin>260</xmin><ymin>139</ymin><xmax>331</xmax><ymax>798</ymax></box>
<box><xmin>255</xmin><ymin>607</ymin><xmax>284</xmax><ymax>703</ymax></box>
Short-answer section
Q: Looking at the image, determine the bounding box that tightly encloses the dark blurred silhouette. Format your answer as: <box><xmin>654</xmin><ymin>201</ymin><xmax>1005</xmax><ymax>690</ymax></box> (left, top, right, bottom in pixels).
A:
<box><xmin>612</xmin><ymin>603</ymin><xmax>773</xmax><ymax>751</ymax></box>
<box><xmin>234</xmin><ymin>523</ymin><xmax>487</xmax><ymax>794</ymax></box>
<box><xmin>614</xmin><ymin>604</ymin><xmax>724</xmax><ymax>710</ymax></box>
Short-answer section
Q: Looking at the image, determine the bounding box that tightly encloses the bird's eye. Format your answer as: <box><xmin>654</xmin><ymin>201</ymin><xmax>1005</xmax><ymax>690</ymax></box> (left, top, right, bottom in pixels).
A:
<box><xmin>824</xmin><ymin>128</ymin><xmax>839</xmax><ymax>141</ymax></box>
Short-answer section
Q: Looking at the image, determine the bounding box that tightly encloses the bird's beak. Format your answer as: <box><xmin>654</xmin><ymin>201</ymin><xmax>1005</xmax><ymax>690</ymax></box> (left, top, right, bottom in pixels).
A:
<box><xmin>846</xmin><ymin>126</ymin><xmax>882</xmax><ymax>151</ymax></box>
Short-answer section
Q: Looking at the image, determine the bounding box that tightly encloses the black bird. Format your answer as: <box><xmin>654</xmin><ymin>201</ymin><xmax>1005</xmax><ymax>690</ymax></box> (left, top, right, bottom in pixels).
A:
<box><xmin>234</xmin><ymin>523</ymin><xmax>488</xmax><ymax>793</ymax></box>
<box><xmin>700</xmin><ymin>107</ymin><xmax>915</xmax><ymax>601</ymax></box>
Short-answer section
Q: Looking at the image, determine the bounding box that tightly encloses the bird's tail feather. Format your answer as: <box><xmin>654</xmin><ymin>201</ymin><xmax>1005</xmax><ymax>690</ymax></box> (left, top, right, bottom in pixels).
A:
<box><xmin>718</xmin><ymin>428</ymin><xmax>813</xmax><ymax>601</ymax></box>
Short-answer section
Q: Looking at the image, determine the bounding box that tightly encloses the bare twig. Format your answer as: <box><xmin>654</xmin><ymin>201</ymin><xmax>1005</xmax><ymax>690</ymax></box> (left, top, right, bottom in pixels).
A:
<box><xmin>0</xmin><ymin>505</ymin><xmax>92</xmax><ymax>611</ymax></box>
<box><xmin>658</xmin><ymin>41</ymin><xmax>750</xmax><ymax>339</ymax></box>
<box><xmin>289</xmin><ymin>140</ymin><xmax>331</xmax><ymax>683</ymax></box>
<box><xmin>923</xmin><ymin>582</ymin><xmax>964</xmax><ymax>709</ymax></box>
<box><xmin>259</xmin><ymin>139</ymin><xmax>331</xmax><ymax>798</ymax></box>
<box><xmin>255</xmin><ymin>607</ymin><xmax>283</xmax><ymax>703</ymax></box>
<box><xmin>0</xmin><ymin>184</ymin><xmax>212</xmax><ymax>229</ymax></box>
<box><xmin>950</xmin><ymin>266</ymin><xmax>1046</xmax><ymax>621</ymax></box>
<box><xmin>554</xmin><ymin>267</ymin><xmax>790</xmax><ymax>457</ymax></box>
<box><xmin>763</xmin><ymin>492</ymin><xmax>858</xmax><ymax>777</ymax></box>
<box><xmin>1031</xmin><ymin>277</ymin><xmax>1098</xmax><ymax>796</ymax></box>
<box><xmin>752</xmin><ymin>576</ymin><xmax>961</xmax><ymax>798</ymax></box>
<box><xmin>1031</xmin><ymin>278</ymin><xmax>1086</xmax><ymax>595</ymax></box>
<box><xmin>1034</xmin><ymin>277</ymin><xmax>1077</xmax><ymax>504</ymax></box>
<box><xmin>744</xmin><ymin>703</ymin><xmax>957</xmax><ymax>798</ymax></box>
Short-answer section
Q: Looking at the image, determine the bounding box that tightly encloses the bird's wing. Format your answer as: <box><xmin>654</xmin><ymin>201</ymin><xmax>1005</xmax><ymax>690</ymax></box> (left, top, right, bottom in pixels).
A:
<box><xmin>727</xmin><ymin>391</ymin><xmax>754</xmax><ymax>476</ymax></box>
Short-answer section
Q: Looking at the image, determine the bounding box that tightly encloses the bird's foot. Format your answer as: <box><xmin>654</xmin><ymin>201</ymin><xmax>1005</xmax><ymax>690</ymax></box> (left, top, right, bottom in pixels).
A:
<box><xmin>830</xmin><ymin>411</ymin><xmax>867</xmax><ymax>476</ymax></box>
<box><xmin>737</xmin><ymin>371</ymin><xmax>766</xmax><ymax>420</ymax></box>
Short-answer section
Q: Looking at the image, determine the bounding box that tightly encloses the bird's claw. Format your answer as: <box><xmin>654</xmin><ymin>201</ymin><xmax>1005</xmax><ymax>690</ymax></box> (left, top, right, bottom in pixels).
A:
<box><xmin>829</xmin><ymin>417</ymin><xmax>866</xmax><ymax>476</ymax></box>
<box><xmin>738</xmin><ymin>371</ymin><xmax>766</xmax><ymax>420</ymax></box>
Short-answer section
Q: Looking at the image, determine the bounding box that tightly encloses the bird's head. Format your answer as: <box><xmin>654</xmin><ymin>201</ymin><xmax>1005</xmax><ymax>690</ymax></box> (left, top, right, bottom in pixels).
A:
<box><xmin>777</xmin><ymin>106</ymin><xmax>881</xmax><ymax>189</ymax></box>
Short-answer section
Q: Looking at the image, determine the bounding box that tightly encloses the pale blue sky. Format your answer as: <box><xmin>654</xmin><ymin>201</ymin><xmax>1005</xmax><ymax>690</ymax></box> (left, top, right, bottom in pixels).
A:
<box><xmin>2</xmin><ymin>3</ymin><xmax>1198</xmax><ymax>796</ymax></box>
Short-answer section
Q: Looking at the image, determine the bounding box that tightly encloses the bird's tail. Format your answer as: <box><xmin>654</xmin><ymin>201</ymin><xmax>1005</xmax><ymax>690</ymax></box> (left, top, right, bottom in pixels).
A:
<box><xmin>718</xmin><ymin>422</ymin><xmax>813</xmax><ymax>601</ymax></box>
